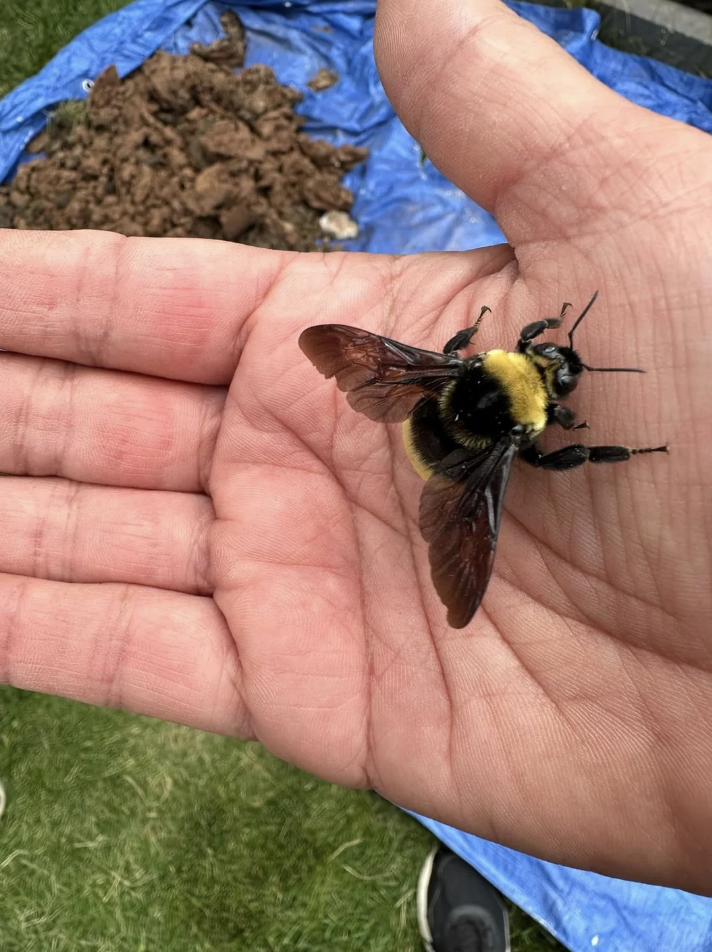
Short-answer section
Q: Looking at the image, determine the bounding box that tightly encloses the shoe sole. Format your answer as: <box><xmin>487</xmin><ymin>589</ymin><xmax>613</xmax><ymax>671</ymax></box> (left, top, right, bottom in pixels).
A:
<box><xmin>417</xmin><ymin>846</ymin><xmax>438</xmax><ymax>952</ymax></box>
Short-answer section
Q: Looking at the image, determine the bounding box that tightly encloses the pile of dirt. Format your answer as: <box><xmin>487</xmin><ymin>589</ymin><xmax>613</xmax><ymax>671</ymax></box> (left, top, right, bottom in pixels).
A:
<box><xmin>0</xmin><ymin>13</ymin><xmax>368</xmax><ymax>251</ymax></box>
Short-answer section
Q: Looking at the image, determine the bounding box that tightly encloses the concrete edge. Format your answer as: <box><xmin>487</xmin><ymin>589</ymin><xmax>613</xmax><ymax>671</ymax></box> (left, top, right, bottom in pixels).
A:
<box><xmin>547</xmin><ymin>0</ymin><xmax>712</xmax><ymax>74</ymax></box>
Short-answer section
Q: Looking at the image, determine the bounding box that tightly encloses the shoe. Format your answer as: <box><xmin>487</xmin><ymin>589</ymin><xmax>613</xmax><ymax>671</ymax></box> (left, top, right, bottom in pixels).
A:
<box><xmin>417</xmin><ymin>846</ymin><xmax>510</xmax><ymax>952</ymax></box>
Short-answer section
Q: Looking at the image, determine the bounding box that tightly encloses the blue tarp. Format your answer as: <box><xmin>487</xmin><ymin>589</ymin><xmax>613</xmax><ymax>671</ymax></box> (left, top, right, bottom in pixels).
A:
<box><xmin>413</xmin><ymin>812</ymin><xmax>712</xmax><ymax>951</ymax></box>
<box><xmin>1</xmin><ymin>0</ymin><xmax>711</xmax><ymax>948</ymax></box>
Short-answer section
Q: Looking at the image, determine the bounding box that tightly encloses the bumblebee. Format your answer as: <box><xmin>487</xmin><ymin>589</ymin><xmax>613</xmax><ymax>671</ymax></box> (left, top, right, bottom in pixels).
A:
<box><xmin>299</xmin><ymin>293</ymin><xmax>667</xmax><ymax>628</ymax></box>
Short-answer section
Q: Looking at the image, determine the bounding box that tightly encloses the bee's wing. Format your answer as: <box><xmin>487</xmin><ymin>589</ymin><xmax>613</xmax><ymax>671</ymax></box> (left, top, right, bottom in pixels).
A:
<box><xmin>420</xmin><ymin>440</ymin><xmax>517</xmax><ymax>628</ymax></box>
<box><xmin>299</xmin><ymin>324</ymin><xmax>463</xmax><ymax>423</ymax></box>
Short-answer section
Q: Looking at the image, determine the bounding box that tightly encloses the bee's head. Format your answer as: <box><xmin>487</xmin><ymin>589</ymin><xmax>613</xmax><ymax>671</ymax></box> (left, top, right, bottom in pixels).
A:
<box><xmin>530</xmin><ymin>291</ymin><xmax>644</xmax><ymax>399</ymax></box>
<box><xmin>529</xmin><ymin>343</ymin><xmax>584</xmax><ymax>397</ymax></box>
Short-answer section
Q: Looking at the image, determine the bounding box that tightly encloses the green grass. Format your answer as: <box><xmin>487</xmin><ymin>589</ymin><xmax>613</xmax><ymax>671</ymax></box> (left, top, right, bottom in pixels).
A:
<box><xmin>0</xmin><ymin>0</ymin><xmax>134</xmax><ymax>99</ymax></box>
<box><xmin>0</xmin><ymin>687</ymin><xmax>433</xmax><ymax>952</ymax></box>
<box><xmin>0</xmin><ymin>2</ymin><xmax>563</xmax><ymax>949</ymax></box>
<box><xmin>0</xmin><ymin>688</ymin><xmax>562</xmax><ymax>951</ymax></box>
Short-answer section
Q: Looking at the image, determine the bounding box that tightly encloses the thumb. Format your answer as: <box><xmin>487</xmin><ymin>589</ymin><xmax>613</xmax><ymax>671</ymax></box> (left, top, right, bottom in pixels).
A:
<box><xmin>373</xmin><ymin>0</ymin><xmax>675</xmax><ymax>246</ymax></box>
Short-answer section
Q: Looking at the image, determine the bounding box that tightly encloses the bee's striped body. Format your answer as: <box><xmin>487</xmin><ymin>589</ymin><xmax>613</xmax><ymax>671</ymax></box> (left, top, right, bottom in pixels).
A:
<box><xmin>403</xmin><ymin>349</ymin><xmax>550</xmax><ymax>481</ymax></box>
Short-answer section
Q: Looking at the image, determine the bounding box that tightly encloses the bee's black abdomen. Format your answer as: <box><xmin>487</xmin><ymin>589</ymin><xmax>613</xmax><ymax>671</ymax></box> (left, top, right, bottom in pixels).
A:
<box><xmin>405</xmin><ymin>366</ymin><xmax>519</xmax><ymax>480</ymax></box>
<box><xmin>407</xmin><ymin>397</ymin><xmax>461</xmax><ymax>473</ymax></box>
<box><xmin>444</xmin><ymin>366</ymin><xmax>517</xmax><ymax>444</ymax></box>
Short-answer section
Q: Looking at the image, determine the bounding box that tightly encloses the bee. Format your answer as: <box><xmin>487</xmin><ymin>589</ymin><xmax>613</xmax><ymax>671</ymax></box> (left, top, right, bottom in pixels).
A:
<box><xmin>299</xmin><ymin>292</ymin><xmax>667</xmax><ymax>628</ymax></box>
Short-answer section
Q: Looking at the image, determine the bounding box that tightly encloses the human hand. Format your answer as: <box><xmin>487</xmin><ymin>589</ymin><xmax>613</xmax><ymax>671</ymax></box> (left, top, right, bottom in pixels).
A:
<box><xmin>1</xmin><ymin>0</ymin><xmax>711</xmax><ymax>895</ymax></box>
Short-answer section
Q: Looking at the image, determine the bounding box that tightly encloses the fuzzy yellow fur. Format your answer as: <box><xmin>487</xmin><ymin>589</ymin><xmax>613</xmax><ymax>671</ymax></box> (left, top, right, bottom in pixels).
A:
<box><xmin>482</xmin><ymin>350</ymin><xmax>548</xmax><ymax>435</ymax></box>
<box><xmin>402</xmin><ymin>418</ymin><xmax>435</xmax><ymax>481</ymax></box>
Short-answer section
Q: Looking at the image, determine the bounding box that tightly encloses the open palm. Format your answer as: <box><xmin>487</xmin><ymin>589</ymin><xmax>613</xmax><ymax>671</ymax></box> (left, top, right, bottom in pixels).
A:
<box><xmin>2</xmin><ymin>0</ymin><xmax>711</xmax><ymax>895</ymax></box>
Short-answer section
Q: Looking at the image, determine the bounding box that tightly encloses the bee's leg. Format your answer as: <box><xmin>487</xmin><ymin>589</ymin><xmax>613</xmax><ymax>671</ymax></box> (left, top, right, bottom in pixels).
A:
<box><xmin>443</xmin><ymin>306</ymin><xmax>491</xmax><ymax>355</ymax></box>
<box><xmin>547</xmin><ymin>404</ymin><xmax>589</xmax><ymax>431</ymax></box>
<box><xmin>520</xmin><ymin>442</ymin><xmax>668</xmax><ymax>470</ymax></box>
<box><xmin>517</xmin><ymin>302</ymin><xmax>572</xmax><ymax>351</ymax></box>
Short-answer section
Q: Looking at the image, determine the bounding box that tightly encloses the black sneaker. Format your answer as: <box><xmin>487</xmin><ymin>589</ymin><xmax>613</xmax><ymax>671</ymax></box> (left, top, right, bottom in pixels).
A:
<box><xmin>417</xmin><ymin>846</ymin><xmax>510</xmax><ymax>952</ymax></box>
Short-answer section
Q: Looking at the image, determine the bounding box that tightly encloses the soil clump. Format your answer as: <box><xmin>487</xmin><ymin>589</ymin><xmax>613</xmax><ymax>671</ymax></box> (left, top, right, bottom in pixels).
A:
<box><xmin>0</xmin><ymin>12</ymin><xmax>367</xmax><ymax>250</ymax></box>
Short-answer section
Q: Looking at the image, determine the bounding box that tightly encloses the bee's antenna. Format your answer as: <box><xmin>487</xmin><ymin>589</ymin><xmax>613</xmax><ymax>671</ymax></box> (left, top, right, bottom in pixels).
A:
<box><xmin>570</xmin><ymin>290</ymin><xmax>645</xmax><ymax>374</ymax></box>
<box><xmin>581</xmin><ymin>363</ymin><xmax>645</xmax><ymax>374</ymax></box>
<box><xmin>567</xmin><ymin>290</ymin><xmax>599</xmax><ymax>347</ymax></box>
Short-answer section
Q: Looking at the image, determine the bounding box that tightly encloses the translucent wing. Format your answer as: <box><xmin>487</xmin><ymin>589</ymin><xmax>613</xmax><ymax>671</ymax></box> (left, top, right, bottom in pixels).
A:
<box><xmin>420</xmin><ymin>440</ymin><xmax>517</xmax><ymax>628</ymax></box>
<box><xmin>299</xmin><ymin>324</ymin><xmax>463</xmax><ymax>423</ymax></box>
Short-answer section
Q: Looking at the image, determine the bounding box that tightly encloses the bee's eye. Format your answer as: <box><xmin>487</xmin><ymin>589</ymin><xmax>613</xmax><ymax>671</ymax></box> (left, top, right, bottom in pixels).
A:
<box><xmin>556</xmin><ymin>371</ymin><xmax>579</xmax><ymax>394</ymax></box>
<box><xmin>541</xmin><ymin>345</ymin><xmax>558</xmax><ymax>359</ymax></box>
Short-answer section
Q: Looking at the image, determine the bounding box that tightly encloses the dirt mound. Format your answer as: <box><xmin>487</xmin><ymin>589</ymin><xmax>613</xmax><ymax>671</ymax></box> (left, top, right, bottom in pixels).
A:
<box><xmin>0</xmin><ymin>13</ymin><xmax>367</xmax><ymax>251</ymax></box>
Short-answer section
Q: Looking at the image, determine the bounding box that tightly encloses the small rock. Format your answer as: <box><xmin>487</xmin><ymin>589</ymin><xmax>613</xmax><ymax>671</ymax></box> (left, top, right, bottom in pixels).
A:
<box><xmin>319</xmin><ymin>210</ymin><xmax>359</xmax><ymax>240</ymax></box>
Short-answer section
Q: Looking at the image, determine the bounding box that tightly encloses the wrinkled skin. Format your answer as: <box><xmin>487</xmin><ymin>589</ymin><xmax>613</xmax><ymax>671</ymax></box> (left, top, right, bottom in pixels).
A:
<box><xmin>1</xmin><ymin>0</ymin><xmax>711</xmax><ymax>894</ymax></box>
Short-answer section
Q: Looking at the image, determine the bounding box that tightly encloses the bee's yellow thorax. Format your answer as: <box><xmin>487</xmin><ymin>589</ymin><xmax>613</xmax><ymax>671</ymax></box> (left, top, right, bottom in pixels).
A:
<box><xmin>482</xmin><ymin>350</ymin><xmax>548</xmax><ymax>434</ymax></box>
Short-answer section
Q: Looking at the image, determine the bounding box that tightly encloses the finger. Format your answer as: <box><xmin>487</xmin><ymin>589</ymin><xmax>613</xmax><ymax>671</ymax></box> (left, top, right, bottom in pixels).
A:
<box><xmin>374</xmin><ymin>0</ymin><xmax>694</xmax><ymax>244</ymax></box>
<box><xmin>0</xmin><ymin>477</ymin><xmax>213</xmax><ymax>594</ymax></box>
<box><xmin>0</xmin><ymin>229</ymin><xmax>284</xmax><ymax>383</ymax></box>
<box><xmin>0</xmin><ymin>229</ymin><xmax>516</xmax><ymax>390</ymax></box>
<box><xmin>0</xmin><ymin>573</ymin><xmax>250</xmax><ymax>737</ymax></box>
<box><xmin>0</xmin><ymin>352</ymin><xmax>224</xmax><ymax>491</ymax></box>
